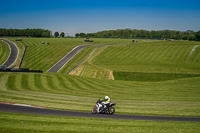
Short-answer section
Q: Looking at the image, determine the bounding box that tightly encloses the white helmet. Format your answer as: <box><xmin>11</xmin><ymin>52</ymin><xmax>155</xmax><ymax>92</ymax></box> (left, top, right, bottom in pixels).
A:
<box><xmin>105</xmin><ymin>96</ymin><xmax>109</xmax><ymax>99</ymax></box>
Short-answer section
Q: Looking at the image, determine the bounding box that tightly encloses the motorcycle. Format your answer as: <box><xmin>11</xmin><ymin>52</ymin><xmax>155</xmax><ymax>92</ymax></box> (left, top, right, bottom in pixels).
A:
<box><xmin>91</xmin><ymin>99</ymin><xmax>116</xmax><ymax>115</ymax></box>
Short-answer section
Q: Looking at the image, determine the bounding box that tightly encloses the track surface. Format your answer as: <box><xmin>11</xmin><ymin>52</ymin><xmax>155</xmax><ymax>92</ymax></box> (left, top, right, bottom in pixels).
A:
<box><xmin>0</xmin><ymin>103</ymin><xmax>199</xmax><ymax>122</ymax></box>
<box><xmin>1</xmin><ymin>39</ymin><xmax>18</xmax><ymax>67</ymax></box>
<box><xmin>47</xmin><ymin>44</ymin><xmax>94</xmax><ymax>72</ymax></box>
<box><xmin>47</xmin><ymin>43</ymin><xmax>126</xmax><ymax>73</ymax></box>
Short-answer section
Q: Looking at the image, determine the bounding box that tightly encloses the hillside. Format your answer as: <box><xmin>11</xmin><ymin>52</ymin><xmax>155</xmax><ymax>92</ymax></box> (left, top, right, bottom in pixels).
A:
<box><xmin>0</xmin><ymin>72</ymin><xmax>200</xmax><ymax>117</ymax></box>
<box><xmin>0</xmin><ymin>38</ymin><xmax>200</xmax><ymax>117</ymax></box>
<box><xmin>69</xmin><ymin>40</ymin><xmax>200</xmax><ymax>80</ymax></box>
<box><xmin>6</xmin><ymin>38</ymin><xmax>131</xmax><ymax>71</ymax></box>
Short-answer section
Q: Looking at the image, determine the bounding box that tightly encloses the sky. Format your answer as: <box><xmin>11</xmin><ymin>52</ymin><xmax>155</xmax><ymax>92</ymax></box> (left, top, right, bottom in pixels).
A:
<box><xmin>0</xmin><ymin>0</ymin><xmax>200</xmax><ymax>36</ymax></box>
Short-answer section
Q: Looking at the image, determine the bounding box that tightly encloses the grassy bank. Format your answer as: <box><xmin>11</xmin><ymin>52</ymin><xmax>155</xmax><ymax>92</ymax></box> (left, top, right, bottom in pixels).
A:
<box><xmin>0</xmin><ymin>112</ymin><xmax>199</xmax><ymax>133</ymax></box>
<box><xmin>93</xmin><ymin>41</ymin><xmax>200</xmax><ymax>74</ymax></box>
<box><xmin>0</xmin><ymin>40</ymin><xmax>10</xmax><ymax>65</ymax></box>
<box><xmin>0</xmin><ymin>72</ymin><xmax>200</xmax><ymax>117</ymax></box>
<box><xmin>68</xmin><ymin>40</ymin><xmax>200</xmax><ymax>81</ymax></box>
<box><xmin>113</xmin><ymin>72</ymin><xmax>200</xmax><ymax>81</ymax></box>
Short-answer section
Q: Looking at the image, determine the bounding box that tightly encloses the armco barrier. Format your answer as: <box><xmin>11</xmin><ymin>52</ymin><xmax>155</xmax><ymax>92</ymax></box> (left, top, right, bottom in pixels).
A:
<box><xmin>0</xmin><ymin>68</ymin><xmax>42</xmax><ymax>73</ymax></box>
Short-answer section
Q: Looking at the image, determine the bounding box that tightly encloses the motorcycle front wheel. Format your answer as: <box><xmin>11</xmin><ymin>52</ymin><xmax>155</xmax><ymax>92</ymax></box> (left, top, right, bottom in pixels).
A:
<box><xmin>91</xmin><ymin>107</ymin><xmax>97</xmax><ymax>114</ymax></box>
<box><xmin>108</xmin><ymin>107</ymin><xmax>115</xmax><ymax>115</ymax></box>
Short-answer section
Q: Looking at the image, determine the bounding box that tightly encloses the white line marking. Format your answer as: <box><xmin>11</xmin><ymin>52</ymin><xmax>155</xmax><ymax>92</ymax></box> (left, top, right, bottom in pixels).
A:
<box><xmin>0</xmin><ymin>39</ymin><xmax>11</xmax><ymax>66</ymax></box>
<box><xmin>48</xmin><ymin>43</ymin><xmax>127</xmax><ymax>73</ymax></box>
<box><xmin>57</xmin><ymin>46</ymin><xmax>84</xmax><ymax>73</ymax></box>
<box><xmin>47</xmin><ymin>46</ymin><xmax>80</xmax><ymax>72</ymax></box>
<box><xmin>0</xmin><ymin>39</ymin><xmax>19</xmax><ymax>67</ymax></box>
<box><xmin>187</xmin><ymin>45</ymin><xmax>199</xmax><ymax>59</ymax></box>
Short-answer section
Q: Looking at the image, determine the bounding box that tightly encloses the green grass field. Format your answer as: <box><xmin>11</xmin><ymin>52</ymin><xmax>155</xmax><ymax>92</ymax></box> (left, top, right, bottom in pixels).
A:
<box><xmin>92</xmin><ymin>41</ymin><xmax>200</xmax><ymax>74</ymax></box>
<box><xmin>6</xmin><ymin>38</ymin><xmax>131</xmax><ymax>71</ymax></box>
<box><xmin>0</xmin><ymin>38</ymin><xmax>200</xmax><ymax>132</ymax></box>
<box><xmin>68</xmin><ymin>40</ymin><xmax>200</xmax><ymax>81</ymax></box>
<box><xmin>0</xmin><ymin>40</ymin><xmax>10</xmax><ymax>65</ymax></box>
<box><xmin>0</xmin><ymin>72</ymin><xmax>200</xmax><ymax>117</ymax></box>
<box><xmin>1</xmin><ymin>112</ymin><xmax>199</xmax><ymax>133</ymax></box>
<box><xmin>113</xmin><ymin>72</ymin><xmax>200</xmax><ymax>81</ymax></box>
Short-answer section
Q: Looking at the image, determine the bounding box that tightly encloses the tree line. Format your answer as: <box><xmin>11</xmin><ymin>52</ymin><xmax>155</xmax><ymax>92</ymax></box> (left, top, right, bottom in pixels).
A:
<box><xmin>0</xmin><ymin>28</ymin><xmax>52</xmax><ymax>37</ymax></box>
<box><xmin>75</xmin><ymin>29</ymin><xmax>200</xmax><ymax>41</ymax></box>
<box><xmin>0</xmin><ymin>28</ymin><xmax>67</xmax><ymax>38</ymax></box>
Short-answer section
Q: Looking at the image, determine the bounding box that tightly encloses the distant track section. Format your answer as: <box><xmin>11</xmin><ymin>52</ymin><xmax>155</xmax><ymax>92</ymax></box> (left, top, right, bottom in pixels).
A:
<box><xmin>0</xmin><ymin>103</ymin><xmax>199</xmax><ymax>122</ymax></box>
<box><xmin>66</xmin><ymin>43</ymin><xmax>127</xmax><ymax>74</ymax></box>
<box><xmin>1</xmin><ymin>39</ymin><xmax>18</xmax><ymax>67</ymax></box>
<box><xmin>47</xmin><ymin>45</ymin><xmax>93</xmax><ymax>72</ymax></box>
<box><xmin>48</xmin><ymin>43</ymin><xmax>126</xmax><ymax>73</ymax></box>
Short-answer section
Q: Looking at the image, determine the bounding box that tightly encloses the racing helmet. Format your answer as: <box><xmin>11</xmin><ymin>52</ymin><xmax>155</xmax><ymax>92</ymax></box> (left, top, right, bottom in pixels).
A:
<box><xmin>105</xmin><ymin>96</ymin><xmax>109</xmax><ymax>99</ymax></box>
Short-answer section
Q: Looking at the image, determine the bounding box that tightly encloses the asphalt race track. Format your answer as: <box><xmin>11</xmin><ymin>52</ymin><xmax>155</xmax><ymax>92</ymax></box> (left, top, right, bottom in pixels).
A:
<box><xmin>47</xmin><ymin>43</ymin><xmax>126</xmax><ymax>73</ymax></box>
<box><xmin>0</xmin><ymin>103</ymin><xmax>199</xmax><ymax>122</ymax></box>
<box><xmin>1</xmin><ymin>39</ymin><xmax>18</xmax><ymax>67</ymax></box>
<box><xmin>47</xmin><ymin>44</ymin><xmax>93</xmax><ymax>72</ymax></box>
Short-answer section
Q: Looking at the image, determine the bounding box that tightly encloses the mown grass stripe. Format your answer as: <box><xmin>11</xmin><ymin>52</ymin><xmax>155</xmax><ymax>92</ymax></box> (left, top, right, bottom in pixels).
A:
<box><xmin>148</xmin><ymin>46</ymin><xmax>161</xmax><ymax>61</ymax></box>
<box><xmin>66</xmin><ymin>76</ymin><xmax>90</xmax><ymax>90</ymax></box>
<box><xmin>0</xmin><ymin>90</ymin><xmax>92</xmax><ymax>107</ymax></box>
<box><xmin>0</xmin><ymin>89</ymin><xmax>95</xmax><ymax>102</ymax></box>
<box><xmin>54</xmin><ymin>75</ymin><xmax>74</xmax><ymax>90</ymax></box>
<box><xmin>28</xmin><ymin>73</ymin><xmax>39</xmax><ymax>91</ymax></box>
<box><xmin>25</xmin><ymin>46</ymin><xmax>46</xmax><ymax>59</ymax></box>
<box><xmin>46</xmin><ymin>74</ymin><xmax>58</xmax><ymax>90</ymax></box>
<box><xmin>142</xmin><ymin>45</ymin><xmax>155</xmax><ymax>61</ymax></box>
<box><xmin>0</xmin><ymin>73</ymin><xmax>9</xmax><ymax>90</ymax></box>
<box><xmin>6</xmin><ymin>74</ymin><xmax>17</xmax><ymax>90</ymax></box>
<box><xmin>21</xmin><ymin>74</ymin><xmax>29</xmax><ymax>90</ymax></box>
<box><xmin>15</xmin><ymin>74</ymin><xmax>22</xmax><ymax>90</ymax></box>
<box><xmin>113</xmin><ymin>71</ymin><xmax>200</xmax><ymax>82</ymax></box>
<box><xmin>50</xmin><ymin>74</ymin><xmax>68</xmax><ymax>91</ymax></box>
<box><xmin>34</xmin><ymin>74</ymin><xmax>44</xmax><ymax>90</ymax></box>
<box><xmin>137</xmin><ymin>46</ymin><xmax>152</xmax><ymax>60</ymax></box>
<box><xmin>0</xmin><ymin>72</ymin><xmax>5</xmax><ymax>81</ymax></box>
<box><xmin>39</xmin><ymin>74</ymin><xmax>52</xmax><ymax>91</ymax></box>
<box><xmin>0</xmin><ymin>41</ymin><xmax>10</xmax><ymax>65</ymax></box>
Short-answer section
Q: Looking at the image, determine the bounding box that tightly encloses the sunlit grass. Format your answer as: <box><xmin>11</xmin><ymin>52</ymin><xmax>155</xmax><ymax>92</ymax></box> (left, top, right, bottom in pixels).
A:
<box><xmin>6</xmin><ymin>37</ymin><xmax>132</xmax><ymax>71</ymax></box>
<box><xmin>93</xmin><ymin>41</ymin><xmax>200</xmax><ymax>74</ymax></box>
<box><xmin>0</xmin><ymin>72</ymin><xmax>200</xmax><ymax>117</ymax></box>
<box><xmin>0</xmin><ymin>40</ymin><xmax>10</xmax><ymax>65</ymax></box>
<box><xmin>1</xmin><ymin>112</ymin><xmax>200</xmax><ymax>133</ymax></box>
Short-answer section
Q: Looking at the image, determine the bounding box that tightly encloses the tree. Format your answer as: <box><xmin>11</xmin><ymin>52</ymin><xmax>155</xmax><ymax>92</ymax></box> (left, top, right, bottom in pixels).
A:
<box><xmin>195</xmin><ymin>31</ymin><xmax>200</xmax><ymax>41</ymax></box>
<box><xmin>60</xmin><ymin>32</ymin><xmax>65</xmax><ymax>37</ymax></box>
<box><xmin>42</xmin><ymin>31</ymin><xmax>51</xmax><ymax>37</ymax></box>
<box><xmin>54</xmin><ymin>32</ymin><xmax>59</xmax><ymax>37</ymax></box>
<box><xmin>75</xmin><ymin>33</ymin><xmax>80</xmax><ymax>38</ymax></box>
<box><xmin>79</xmin><ymin>33</ymin><xmax>86</xmax><ymax>38</ymax></box>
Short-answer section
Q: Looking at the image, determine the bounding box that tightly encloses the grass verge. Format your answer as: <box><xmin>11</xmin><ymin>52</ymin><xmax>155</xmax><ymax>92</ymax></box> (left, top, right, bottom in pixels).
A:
<box><xmin>0</xmin><ymin>40</ymin><xmax>10</xmax><ymax>65</ymax></box>
<box><xmin>113</xmin><ymin>72</ymin><xmax>200</xmax><ymax>82</ymax></box>
<box><xmin>0</xmin><ymin>112</ymin><xmax>199</xmax><ymax>133</ymax></box>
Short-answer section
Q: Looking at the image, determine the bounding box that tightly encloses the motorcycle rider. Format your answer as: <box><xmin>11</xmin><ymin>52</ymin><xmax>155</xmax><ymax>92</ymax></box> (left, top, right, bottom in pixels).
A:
<box><xmin>97</xmin><ymin>96</ymin><xmax>111</xmax><ymax>113</ymax></box>
<box><xmin>99</xmin><ymin>96</ymin><xmax>111</xmax><ymax>112</ymax></box>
